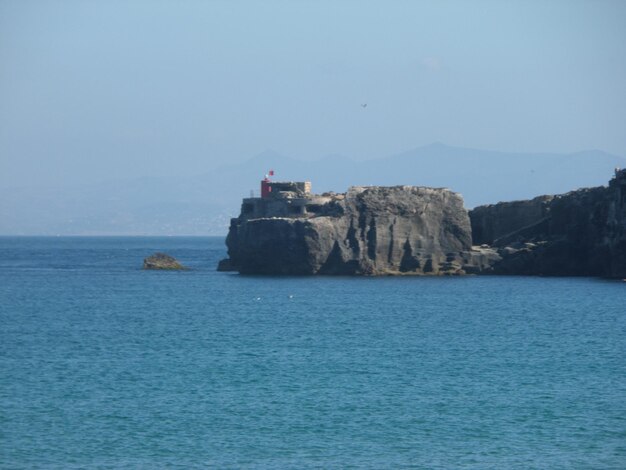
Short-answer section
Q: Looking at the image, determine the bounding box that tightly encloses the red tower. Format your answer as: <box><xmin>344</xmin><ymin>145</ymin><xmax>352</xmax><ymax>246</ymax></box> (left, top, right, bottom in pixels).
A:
<box><xmin>260</xmin><ymin>170</ymin><xmax>274</xmax><ymax>198</ymax></box>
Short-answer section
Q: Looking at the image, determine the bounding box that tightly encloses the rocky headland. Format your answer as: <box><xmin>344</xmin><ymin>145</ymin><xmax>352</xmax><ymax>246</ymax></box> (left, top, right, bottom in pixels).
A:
<box><xmin>470</xmin><ymin>169</ymin><xmax>626</xmax><ymax>278</ymax></box>
<box><xmin>218</xmin><ymin>170</ymin><xmax>626</xmax><ymax>278</ymax></box>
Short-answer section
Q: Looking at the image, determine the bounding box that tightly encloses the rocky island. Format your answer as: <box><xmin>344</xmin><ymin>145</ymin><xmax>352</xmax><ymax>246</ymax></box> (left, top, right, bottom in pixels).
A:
<box><xmin>218</xmin><ymin>169</ymin><xmax>626</xmax><ymax>278</ymax></box>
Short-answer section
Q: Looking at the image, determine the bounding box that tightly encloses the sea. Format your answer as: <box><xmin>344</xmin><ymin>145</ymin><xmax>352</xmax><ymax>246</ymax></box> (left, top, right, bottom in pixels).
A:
<box><xmin>1</xmin><ymin>236</ymin><xmax>625</xmax><ymax>469</ymax></box>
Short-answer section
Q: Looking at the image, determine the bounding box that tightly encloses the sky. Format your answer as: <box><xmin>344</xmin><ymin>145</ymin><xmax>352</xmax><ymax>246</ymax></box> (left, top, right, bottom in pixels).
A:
<box><xmin>1</xmin><ymin>0</ymin><xmax>625</xmax><ymax>188</ymax></box>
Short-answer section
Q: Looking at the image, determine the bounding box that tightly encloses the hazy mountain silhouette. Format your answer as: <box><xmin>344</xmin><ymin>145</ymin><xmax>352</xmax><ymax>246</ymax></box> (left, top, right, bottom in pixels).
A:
<box><xmin>1</xmin><ymin>144</ymin><xmax>625</xmax><ymax>235</ymax></box>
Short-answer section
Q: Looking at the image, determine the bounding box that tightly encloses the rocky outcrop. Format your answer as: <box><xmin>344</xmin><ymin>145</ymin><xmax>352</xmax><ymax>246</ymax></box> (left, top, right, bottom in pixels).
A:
<box><xmin>470</xmin><ymin>195</ymin><xmax>554</xmax><ymax>246</ymax></box>
<box><xmin>469</xmin><ymin>169</ymin><xmax>626</xmax><ymax>278</ymax></box>
<box><xmin>221</xmin><ymin>186</ymin><xmax>485</xmax><ymax>275</ymax></box>
<box><xmin>219</xmin><ymin>170</ymin><xmax>626</xmax><ymax>278</ymax></box>
<box><xmin>143</xmin><ymin>253</ymin><xmax>186</xmax><ymax>270</ymax></box>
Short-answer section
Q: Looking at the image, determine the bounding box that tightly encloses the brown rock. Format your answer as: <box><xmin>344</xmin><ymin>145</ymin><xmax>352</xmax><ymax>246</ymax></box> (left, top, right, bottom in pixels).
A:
<box><xmin>143</xmin><ymin>253</ymin><xmax>186</xmax><ymax>270</ymax></box>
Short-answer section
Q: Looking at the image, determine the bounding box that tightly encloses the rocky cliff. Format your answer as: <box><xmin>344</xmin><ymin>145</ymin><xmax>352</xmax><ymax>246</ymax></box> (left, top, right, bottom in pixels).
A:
<box><xmin>220</xmin><ymin>186</ymin><xmax>488</xmax><ymax>275</ymax></box>
<box><xmin>219</xmin><ymin>170</ymin><xmax>626</xmax><ymax>278</ymax></box>
<box><xmin>469</xmin><ymin>169</ymin><xmax>626</xmax><ymax>278</ymax></box>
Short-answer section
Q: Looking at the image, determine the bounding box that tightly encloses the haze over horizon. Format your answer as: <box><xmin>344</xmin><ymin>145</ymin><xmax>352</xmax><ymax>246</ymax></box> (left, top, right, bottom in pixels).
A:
<box><xmin>1</xmin><ymin>142</ymin><xmax>625</xmax><ymax>235</ymax></box>
<box><xmin>2</xmin><ymin>0</ymin><xmax>626</xmax><ymax>189</ymax></box>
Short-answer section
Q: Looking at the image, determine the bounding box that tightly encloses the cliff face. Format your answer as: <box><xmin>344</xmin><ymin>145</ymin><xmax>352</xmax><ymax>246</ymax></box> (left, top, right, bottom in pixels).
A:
<box><xmin>470</xmin><ymin>195</ymin><xmax>554</xmax><ymax>246</ymax></box>
<box><xmin>469</xmin><ymin>170</ymin><xmax>626</xmax><ymax>278</ymax></box>
<box><xmin>219</xmin><ymin>170</ymin><xmax>626</xmax><ymax>278</ymax></box>
<box><xmin>222</xmin><ymin>186</ymin><xmax>484</xmax><ymax>275</ymax></box>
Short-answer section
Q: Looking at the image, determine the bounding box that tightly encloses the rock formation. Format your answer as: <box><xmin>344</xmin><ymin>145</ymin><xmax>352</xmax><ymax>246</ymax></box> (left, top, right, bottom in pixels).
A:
<box><xmin>143</xmin><ymin>253</ymin><xmax>186</xmax><ymax>270</ymax></box>
<box><xmin>219</xmin><ymin>169</ymin><xmax>626</xmax><ymax>278</ymax></box>
<box><xmin>220</xmin><ymin>186</ymin><xmax>490</xmax><ymax>275</ymax></box>
<box><xmin>469</xmin><ymin>169</ymin><xmax>626</xmax><ymax>278</ymax></box>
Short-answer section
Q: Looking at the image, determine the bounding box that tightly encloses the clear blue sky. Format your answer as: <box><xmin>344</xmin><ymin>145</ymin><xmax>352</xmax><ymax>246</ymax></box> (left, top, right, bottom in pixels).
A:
<box><xmin>1</xmin><ymin>0</ymin><xmax>625</xmax><ymax>187</ymax></box>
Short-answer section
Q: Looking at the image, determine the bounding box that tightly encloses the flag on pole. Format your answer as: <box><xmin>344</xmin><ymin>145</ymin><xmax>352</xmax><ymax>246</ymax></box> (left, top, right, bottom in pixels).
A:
<box><xmin>269</xmin><ymin>170</ymin><xmax>274</xmax><ymax>176</ymax></box>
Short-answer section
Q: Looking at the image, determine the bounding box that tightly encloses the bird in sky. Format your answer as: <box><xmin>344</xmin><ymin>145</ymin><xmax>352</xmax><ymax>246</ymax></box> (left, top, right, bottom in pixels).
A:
<box><xmin>361</xmin><ymin>103</ymin><xmax>367</xmax><ymax>108</ymax></box>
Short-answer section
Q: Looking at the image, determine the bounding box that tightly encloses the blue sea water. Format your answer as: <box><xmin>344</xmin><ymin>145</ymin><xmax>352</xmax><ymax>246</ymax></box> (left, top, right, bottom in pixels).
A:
<box><xmin>1</xmin><ymin>237</ymin><xmax>625</xmax><ymax>469</ymax></box>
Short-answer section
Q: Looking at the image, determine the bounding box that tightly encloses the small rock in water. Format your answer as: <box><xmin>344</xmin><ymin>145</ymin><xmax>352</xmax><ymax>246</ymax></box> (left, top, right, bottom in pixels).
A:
<box><xmin>143</xmin><ymin>252</ymin><xmax>186</xmax><ymax>270</ymax></box>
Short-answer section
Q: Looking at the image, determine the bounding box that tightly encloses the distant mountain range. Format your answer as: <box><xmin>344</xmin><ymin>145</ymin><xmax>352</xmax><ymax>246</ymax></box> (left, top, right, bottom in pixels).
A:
<box><xmin>2</xmin><ymin>143</ymin><xmax>625</xmax><ymax>235</ymax></box>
